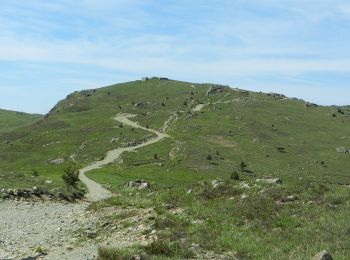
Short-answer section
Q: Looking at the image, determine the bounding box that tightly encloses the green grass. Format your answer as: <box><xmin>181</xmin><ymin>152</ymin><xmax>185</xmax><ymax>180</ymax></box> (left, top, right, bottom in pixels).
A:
<box><xmin>90</xmin><ymin>168</ymin><xmax>350</xmax><ymax>259</ymax></box>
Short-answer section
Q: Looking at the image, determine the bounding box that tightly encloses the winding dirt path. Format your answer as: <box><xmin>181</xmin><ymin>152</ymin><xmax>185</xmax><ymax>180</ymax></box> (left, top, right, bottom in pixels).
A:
<box><xmin>79</xmin><ymin>113</ymin><xmax>169</xmax><ymax>201</ymax></box>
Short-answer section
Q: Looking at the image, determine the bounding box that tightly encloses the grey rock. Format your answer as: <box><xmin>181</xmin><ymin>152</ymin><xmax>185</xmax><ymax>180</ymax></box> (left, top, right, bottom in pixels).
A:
<box><xmin>312</xmin><ymin>250</ymin><xmax>333</xmax><ymax>260</ymax></box>
<box><xmin>206</xmin><ymin>85</ymin><xmax>228</xmax><ymax>96</ymax></box>
<box><xmin>211</xmin><ymin>180</ymin><xmax>224</xmax><ymax>188</ymax></box>
<box><xmin>305</xmin><ymin>102</ymin><xmax>318</xmax><ymax>108</ymax></box>
<box><xmin>126</xmin><ymin>180</ymin><xmax>150</xmax><ymax>189</ymax></box>
<box><xmin>49</xmin><ymin>158</ymin><xmax>65</xmax><ymax>164</ymax></box>
<box><xmin>110</xmin><ymin>137</ymin><xmax>119</xmax><ymax>143</ymax></box>
<box><xmin>86</xmin><ymin>230</ymin><xmax>97</xmax><ymax>239</ymax></box>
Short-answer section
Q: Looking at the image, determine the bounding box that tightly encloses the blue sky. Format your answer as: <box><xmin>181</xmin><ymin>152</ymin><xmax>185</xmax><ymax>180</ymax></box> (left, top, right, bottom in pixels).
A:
<box><xmin>1</xmin><ymin>0</ymin><xmax>350</xmax><ymax>113</ymax></box>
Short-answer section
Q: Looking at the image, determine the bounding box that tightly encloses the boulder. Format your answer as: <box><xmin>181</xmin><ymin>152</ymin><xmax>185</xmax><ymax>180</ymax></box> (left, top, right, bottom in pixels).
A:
<box><xmin>256</xmin><ymin>178</ymin><xmax>282</xmax><ymax>185</ymax></box>
<box><xmin>312</xmin><ymin>250</ymin><xmax>333</xmax><ymax>260</ymax></box>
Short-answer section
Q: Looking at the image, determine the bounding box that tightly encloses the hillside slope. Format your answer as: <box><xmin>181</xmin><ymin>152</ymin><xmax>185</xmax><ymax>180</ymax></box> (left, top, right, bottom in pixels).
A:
<box><xmin>0</xmin><ymin>78</ymin><xmax>349</xmax><ymax>188</ymax></box>
<box><xmin>0</xmin><ymin>109</ymin><xmax>42</xmax><ymax>133</ymax></box>
<box><xmin>1</xmin><ymin>78</ymin><xmax>350</xmax><ymax>259</ymax></box>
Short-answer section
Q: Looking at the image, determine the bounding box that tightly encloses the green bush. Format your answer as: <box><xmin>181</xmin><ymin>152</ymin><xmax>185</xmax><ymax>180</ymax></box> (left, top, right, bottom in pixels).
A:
<box><xmin>62</xmin><ymin>165</ymin><xmax>80</xmax><ymax>191</ymax></box>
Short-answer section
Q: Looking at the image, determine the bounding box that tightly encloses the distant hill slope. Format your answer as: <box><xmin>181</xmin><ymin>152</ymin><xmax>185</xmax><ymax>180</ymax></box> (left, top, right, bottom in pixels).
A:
<box><xmin>0</xmin><ymin>78</ymin><xmax>350</xmax><ymax>189</ymax></box>
<box><xmin>0</xmin><ymin>109</ymin><xmax>43</xmax><ymax>133</ymax></box>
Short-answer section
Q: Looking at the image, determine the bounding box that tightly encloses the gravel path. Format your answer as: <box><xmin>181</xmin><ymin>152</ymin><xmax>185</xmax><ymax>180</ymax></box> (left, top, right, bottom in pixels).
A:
<box><xmin>79</xmin><ymin>113</ymin><xmax>169</xmax><ymax>201</ymax></box>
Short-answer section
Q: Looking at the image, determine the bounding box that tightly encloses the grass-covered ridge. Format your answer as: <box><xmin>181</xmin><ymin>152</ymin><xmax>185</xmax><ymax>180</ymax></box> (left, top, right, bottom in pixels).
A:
<box><xmin>0</xmin><ymin>109</ymin><xmax>43</xmax><ymax>133</ymax></box>
<box><xmin>1</xmin><ymin>78</ymin><xmax>350</xmax><ymax>189</ymax></box>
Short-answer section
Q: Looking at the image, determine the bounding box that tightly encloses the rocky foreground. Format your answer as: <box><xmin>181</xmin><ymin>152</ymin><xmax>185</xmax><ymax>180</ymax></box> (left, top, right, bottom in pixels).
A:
<box><xmin>0</xmin><ymin>200</ymin><xmax>156</xmax><ymax>259</ymax></box>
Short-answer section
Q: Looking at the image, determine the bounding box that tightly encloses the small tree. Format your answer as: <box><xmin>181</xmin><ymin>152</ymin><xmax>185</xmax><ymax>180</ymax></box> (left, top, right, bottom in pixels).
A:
<box><xmin>62</xmin><ymin>165</ymin><xmax>80</xmax><ymax>191</ymax></box>
<box><xmin>154</xmin><ymin>154</ymin><xmax>158</xmax><ymax>160</ymax></box>
<box><xmin>206</xmin><ymin>154</ymin><xmax>212</xmax><ymax>160</ymax></box>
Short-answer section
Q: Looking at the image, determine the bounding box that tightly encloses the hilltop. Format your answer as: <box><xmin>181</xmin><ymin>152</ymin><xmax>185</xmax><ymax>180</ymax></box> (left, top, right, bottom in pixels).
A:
<box><xmin>1</xmin><ymin>78</ymin><xmax>350</xmax><ymax>259</ymax></box>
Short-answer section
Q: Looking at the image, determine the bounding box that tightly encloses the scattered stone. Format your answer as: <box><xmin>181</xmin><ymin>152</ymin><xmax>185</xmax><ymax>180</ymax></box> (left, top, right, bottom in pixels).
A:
<box><xmin>280</xmin><ymin>195</ymin><xmax>298</xmax><ymax>203</ymax></box>
<box><xmin>110</xmin><ymin>137</ymin><xmax>119</xmax><ymax>143</ymax></box>
<box><xmin>45</xmin><ymin>180</ymin><xmax>53</xmax><ymax>184</ymax></box>
<box><xmin>126</xmin><ymin>180</ymin><xmax>150</xmax><ymax>190</ymax></box>
<box><xmin>86</xmin><ymin>230</ymin><xmax>97</xmax><ymax>239</ymax></box>
<box><xmin>256</xmin><ymin>178</ymin><xmax>282</xmax><ymax>185</ymax></box>
<box><xmin>134</xmin><ymin>102</ymin><xmax>149</xmax><ymax>108</ymax></box>
<box><xmin>163</xmin><ymin>203</ymin><xmax>174</xmax><ymax>210</ymax></box>
<box><xmin>211</xmin><ymin>180</ymin><xmax>224</xmax><ymax>188</ymax></box>
<box><xmin>186</xmin><ymin>189</ymin><xmax>192</xmax><ymax>194</ymax></box>
<box><xmin>312</xmin><ymin>250</ymin><xmax>333</xmax><ymax>260</ymax></box>
<box><xmin>336</xmin><ymin>147</ymin><xmax>350</xmax><ymax>154</ymax></box>
<box><xmin>49</xmin><ymin>158</ymin><xmax>65</xmax><ymax>164</ymax></box>
<box><xmin>241</xmin><ymin>194</ymin><xmax>248</xmax><ymax>199</ymax></box>
<box><xmin>239</xmin><ymin>182</ymin><xmax>250</xmax><ymax>189</ymax></box>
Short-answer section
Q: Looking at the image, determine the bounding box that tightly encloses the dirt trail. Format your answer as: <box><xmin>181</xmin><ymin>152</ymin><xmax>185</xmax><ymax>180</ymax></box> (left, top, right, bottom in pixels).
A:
<box><xmin>80</xmin><ymin>113</ymin><xmax>169</xmax><ymax>201</ymax></box>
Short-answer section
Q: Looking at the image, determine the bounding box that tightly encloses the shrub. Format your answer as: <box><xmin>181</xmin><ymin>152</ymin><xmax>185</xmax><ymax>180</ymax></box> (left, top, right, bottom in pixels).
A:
<box><xmin>97</xmin><ymin>246</ymin><xmax>141</xmax><ymax>260</ymax></box>
<box><xmin>230</xmin><ymin>171</ymin><xmax>239</xmax><ymax>180</ymax></box>
<box><xmin>206</xmin><ymin>154</ymin><xmax>212</xmax><ymax>160</ymax></box>
<box><xmin>240</xmin><ymin>161</ymin><xmax>247</xmax><ymax>172</ymax></box>
<box><xmin>145</xmin><ymin>239</ymin><xmax>174</xmax><ymax>256</ymax></box>
<box><xmin>62</xmin><ymin>165</ymin><xmax>80</xmax><ymax>191</ymax></box>
<box><xmin>32</xmin><ymin>170</ymin><xmax>39</xmax><ymax>177</ymax></box>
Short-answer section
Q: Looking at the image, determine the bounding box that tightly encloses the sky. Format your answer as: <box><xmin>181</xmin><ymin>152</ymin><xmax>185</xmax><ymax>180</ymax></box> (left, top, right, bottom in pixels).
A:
<box><xmin>1</xmin><ymin>0</ymin><xmax>350</xmax><ymax>114</ymax></box>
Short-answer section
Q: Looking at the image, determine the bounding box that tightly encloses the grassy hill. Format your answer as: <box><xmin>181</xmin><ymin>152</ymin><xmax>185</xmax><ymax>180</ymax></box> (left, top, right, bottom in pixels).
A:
<box><xmin>1</xmin><ymin>78</ymin><xmax>350</xmax><ymax>258</ymax></box>
<box><xmin>0</xmin><ymin>109</ymin><xmax>42</xmax><ymax>133</ymax></box>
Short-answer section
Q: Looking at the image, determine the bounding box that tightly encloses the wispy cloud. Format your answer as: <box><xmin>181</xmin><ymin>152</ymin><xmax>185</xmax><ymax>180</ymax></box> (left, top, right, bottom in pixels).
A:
<box><xmin>0</xmin><ymin>0</ymin><xmax>349</xmax><ymax>113</ymax></box>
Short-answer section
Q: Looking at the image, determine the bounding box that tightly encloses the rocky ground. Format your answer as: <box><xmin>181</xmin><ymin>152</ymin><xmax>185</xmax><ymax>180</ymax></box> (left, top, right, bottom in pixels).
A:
<box><xmin>0</xmin><ymin>199</ymin><xmax>156</xmax><ymax>260</ymax></box>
